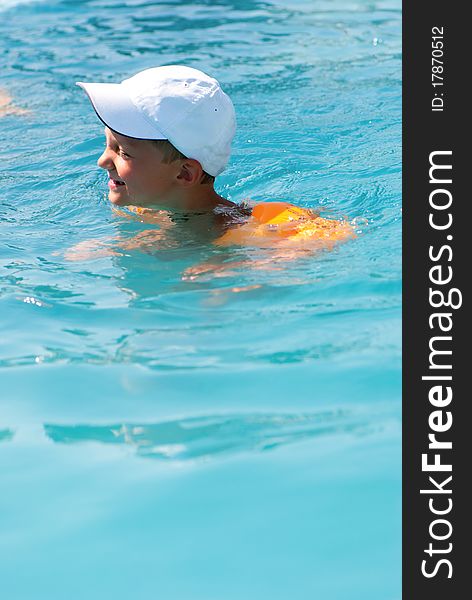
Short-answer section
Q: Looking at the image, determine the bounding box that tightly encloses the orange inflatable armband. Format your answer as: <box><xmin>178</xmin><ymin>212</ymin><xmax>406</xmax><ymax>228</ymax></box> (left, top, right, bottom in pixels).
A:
<box><xmin>215</xmin><ymin>202</ymin><xmax>354</xmax><ymax>247</ymax></box>
<box><xmin>251</xmin><ymin>202</ymin><xmax>310</xmax><ymax>224</ymax></box>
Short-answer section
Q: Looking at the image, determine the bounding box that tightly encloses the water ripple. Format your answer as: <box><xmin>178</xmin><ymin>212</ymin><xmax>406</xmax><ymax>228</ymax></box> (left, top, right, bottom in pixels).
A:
<box><xmin>43</xmin><ymin>408</ymin><xmax>398</xmax><ymax>461</ymax></box>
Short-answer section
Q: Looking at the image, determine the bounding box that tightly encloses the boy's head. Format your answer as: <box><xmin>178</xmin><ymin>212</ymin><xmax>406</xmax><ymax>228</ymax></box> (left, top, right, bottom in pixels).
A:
<box><xmin>77</xmin><ymin>65</ymin><xmax>236</xmax><ymax>208</ymax></box>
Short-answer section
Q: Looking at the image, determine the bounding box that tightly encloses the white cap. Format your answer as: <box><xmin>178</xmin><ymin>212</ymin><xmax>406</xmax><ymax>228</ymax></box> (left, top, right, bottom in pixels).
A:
<box><xmin>76</xmin><ymin>65</ymin><xmax>236</xmax><ymax>177</ymax></box>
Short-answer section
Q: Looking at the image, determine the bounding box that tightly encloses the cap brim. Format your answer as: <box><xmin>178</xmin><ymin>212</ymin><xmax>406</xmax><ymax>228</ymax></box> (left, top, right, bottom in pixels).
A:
<box><xmin>76</xmin><ymin>81</ymin><xmax>167</xmax><ymax>140</ymax></box>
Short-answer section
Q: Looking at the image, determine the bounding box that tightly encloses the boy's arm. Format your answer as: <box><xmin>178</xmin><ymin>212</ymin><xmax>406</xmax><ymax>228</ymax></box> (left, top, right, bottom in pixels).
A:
<box><xmin>63</xmin><ymin>207</ymin><xmax>172</xmax><ymax>261</ymax></box>
<box><xmin>182</xmin><ymin>245</ymin><xmax>328</xmax><ymax>282</ymax></box>
<box><xmin>63</xmin><ymin>229</ymin><xmax>166</xmax><ymax>261</ymax></box>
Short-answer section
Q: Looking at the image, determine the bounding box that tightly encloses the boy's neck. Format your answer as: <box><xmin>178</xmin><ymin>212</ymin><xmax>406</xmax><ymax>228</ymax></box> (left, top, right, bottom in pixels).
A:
<box><xmin>142</xmin><ymin>187</ymin><xmax>235</xmax><ymax>214</ymax></box>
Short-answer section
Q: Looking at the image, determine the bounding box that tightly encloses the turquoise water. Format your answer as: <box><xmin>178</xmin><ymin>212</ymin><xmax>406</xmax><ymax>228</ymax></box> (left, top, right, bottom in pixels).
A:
<box><xmin>1</xmin><ymin>1</ymin><xmax>401</xmax><ymax>598</ymax></box>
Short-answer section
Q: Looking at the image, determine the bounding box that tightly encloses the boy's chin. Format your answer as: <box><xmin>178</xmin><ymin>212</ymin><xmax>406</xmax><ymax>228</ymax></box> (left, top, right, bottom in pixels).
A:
<box><xmin>108</xmin><ymin>192</ymin><xmax>130</xmax><ymax>206</ymax></box>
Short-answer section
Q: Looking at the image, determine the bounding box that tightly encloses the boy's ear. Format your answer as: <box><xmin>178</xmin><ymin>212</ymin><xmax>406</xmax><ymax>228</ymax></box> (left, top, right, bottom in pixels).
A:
<box><xmin>176</xmin><ymin>159</ymin><xmax>203</xmax><ymax>185</ymax></box>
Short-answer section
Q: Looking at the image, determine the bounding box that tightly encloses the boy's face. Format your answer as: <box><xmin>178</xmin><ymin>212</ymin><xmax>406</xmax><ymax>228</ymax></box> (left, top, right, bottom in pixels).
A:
<box><xmin>97</xmin><ymin>127</ymin><xmax>179</xmax><ymax>207</ymax></box>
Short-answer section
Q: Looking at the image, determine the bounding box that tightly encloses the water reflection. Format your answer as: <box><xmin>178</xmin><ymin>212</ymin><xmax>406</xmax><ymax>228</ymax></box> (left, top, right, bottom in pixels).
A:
<box><xmin>44</xmin><ymin>410</ymin><xmax>384</xmax><ymax>460</ymax></box>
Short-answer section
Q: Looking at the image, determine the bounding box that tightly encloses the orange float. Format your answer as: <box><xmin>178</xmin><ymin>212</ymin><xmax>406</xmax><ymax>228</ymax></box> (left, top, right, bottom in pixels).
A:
<box><xmin>215</xmin><ymin>202</ymin><xmax>354</xmax><ymax>247</ymax></box>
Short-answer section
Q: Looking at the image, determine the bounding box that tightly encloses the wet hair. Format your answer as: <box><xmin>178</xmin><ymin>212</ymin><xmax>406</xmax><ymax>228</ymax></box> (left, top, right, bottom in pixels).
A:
<box><xmin>150</xmin><ymin>139</ymin><xmax>215</xmax><ymax>185</ymax></box>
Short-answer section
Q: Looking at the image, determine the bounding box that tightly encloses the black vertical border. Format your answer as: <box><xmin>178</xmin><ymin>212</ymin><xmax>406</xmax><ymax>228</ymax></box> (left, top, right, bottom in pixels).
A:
<box><xmin>403</xmin><ymin>2</ymin><xmax>467</xmax><ymax>598</ymax></box>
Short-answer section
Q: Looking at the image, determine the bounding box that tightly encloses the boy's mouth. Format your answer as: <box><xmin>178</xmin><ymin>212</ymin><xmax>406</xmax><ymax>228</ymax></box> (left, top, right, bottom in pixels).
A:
<box><xmin>108</xmin><ymin>177</ymin><xmax>126</xmax><ymax>190</ymax></box>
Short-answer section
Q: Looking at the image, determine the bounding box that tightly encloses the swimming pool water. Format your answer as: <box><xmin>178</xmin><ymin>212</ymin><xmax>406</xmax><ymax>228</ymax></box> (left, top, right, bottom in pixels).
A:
<box><xmin>0</xmin><ymin>1</ymin><xmax>401</xmax><ymax>598</ymax></box>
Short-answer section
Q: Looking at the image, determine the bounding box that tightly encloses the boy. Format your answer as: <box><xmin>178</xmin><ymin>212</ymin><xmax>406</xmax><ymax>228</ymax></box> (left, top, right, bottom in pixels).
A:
<box><xmin>70</xmin><ymin>65</ymin><xmax>353</xmax><ymax>262</ymax></box>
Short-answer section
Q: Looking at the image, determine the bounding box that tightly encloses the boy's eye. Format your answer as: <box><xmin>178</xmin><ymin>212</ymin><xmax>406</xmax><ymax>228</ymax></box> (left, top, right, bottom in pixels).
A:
<box><xmin>119</xmin><ymin>150</ymin><xmax>131</xmax><ymax>158</ymax></box>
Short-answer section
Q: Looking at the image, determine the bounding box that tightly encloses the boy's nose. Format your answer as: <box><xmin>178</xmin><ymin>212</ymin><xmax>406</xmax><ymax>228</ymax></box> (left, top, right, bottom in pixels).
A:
<box><xmin>97</xmin><ymin>148</ymin><xmax>113</xmax><ymax>170</ymax></box>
